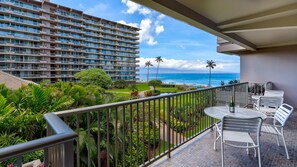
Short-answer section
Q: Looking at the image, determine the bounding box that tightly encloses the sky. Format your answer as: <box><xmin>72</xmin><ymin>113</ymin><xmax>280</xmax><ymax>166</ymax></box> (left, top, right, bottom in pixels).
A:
<box><xmin>51</xmin><ymin>0</ymin><xmax>240</xmax><ymax>73</ymax></box>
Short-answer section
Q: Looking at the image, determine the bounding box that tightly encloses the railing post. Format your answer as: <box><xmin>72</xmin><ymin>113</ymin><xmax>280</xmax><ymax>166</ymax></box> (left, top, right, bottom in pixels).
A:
<box><xmin>245</xmin><ymin>83</ymin><xmax>249</xmax><ymax>106</ymax></box>
<box><xmin>210</xmin><ymin>90</ymin><xmax>214</xmax><ymax>128</ymax></box>
<box><xmin>45</xmin><ymin>122</ymin><xmax>52</xmax><ymax>167</ymax></box>
<box><xmin>232</xmin><ymin>85</ymin><xmax>235</xmax><ymax>105</ymax></box>
<box><xmin>16</xmin><ymin>156</ymin><xmax>22</xmax><ymax>167</ymax></box>
<box><xmin>167</xmin><ymin>96</ymin><xmax>171</xmax><ymax>158</ymax></box>
<box><xmin>64</xmin><ymin>140</ymin><xmax>74</xmax><ymax>167</ymax></box>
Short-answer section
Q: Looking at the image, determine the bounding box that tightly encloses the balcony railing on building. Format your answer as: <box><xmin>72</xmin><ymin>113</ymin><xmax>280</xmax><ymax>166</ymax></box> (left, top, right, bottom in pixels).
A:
<box><xmin>0</xmin><ymin>83</ymin><xmax>249</xmax><ymax>167</ymax></box>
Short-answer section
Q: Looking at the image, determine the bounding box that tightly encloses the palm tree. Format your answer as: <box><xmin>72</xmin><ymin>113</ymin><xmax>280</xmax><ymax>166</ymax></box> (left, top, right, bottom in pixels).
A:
<box><xmin>145</xmin><ymin>61</ymin><xmax>153</xmax><ymax>82</ymax></box>
<box><xmin>206</xmin><ymin>60</ymin><xmax>216</xmax><ymax>87</ymax></box>
<box><xmin>155</xmin><ymin>56</ymin><xmax>163</xmax><ymax>80</ymax></box>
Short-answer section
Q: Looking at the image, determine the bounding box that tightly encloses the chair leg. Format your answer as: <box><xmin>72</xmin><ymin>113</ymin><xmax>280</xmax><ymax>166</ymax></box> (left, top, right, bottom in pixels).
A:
<box><xmin>246</xmin><ymin>143</ymin><xmax>249</xmax><ymax>154</ymax></box>
<box><xmin>275</xmin><ymin>134</ymin><xmax>280</xmax><ymax>146</ymax></box>
<box><xmin>221</xmin><ymin>141</ymin><xmax>224</xmax><ymax>167</ymax></box>
<box><xmin>214</xmin><ymin>126</ymin><xmax>217</xmax><ymax>150</ymax></box>
<box><xmin>254</xmin><ymin>145</ymin><xmax>257</xmax><ymax>158</ymax></box>
<box><xmin>257</xmin><ymin>147</ymin><xmax>262</xmax><ymax>167</ymax></box>
<box><xmin>281</xmin><ymin>134</ymin><xmax>290</xmax><ymax>159</ymax></box>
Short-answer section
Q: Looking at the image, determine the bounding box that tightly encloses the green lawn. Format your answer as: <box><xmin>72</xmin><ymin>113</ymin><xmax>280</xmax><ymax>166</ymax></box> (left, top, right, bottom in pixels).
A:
<box><xmin>107</xmin><ymin>83</ymin><xmax>150</xmax><ymax>93</ymax></box>
<box><xmin>155</xmin><ymin>87</ymin><xmax>181</xmax><ymax>93</ymax></box>
<box><xmin>107</xmin><ymin>83</ymin><xmax>182</xmax><ymax>97</ymax></box>
<box><xmin>136</xmin><ymin>83</ymin><xmax>150</xmax><ymax>91</ymax></box>
<box><xmin>112</xmin><ymin>92</ymin><xmax>130</xmax><ymax>98</ymax></box>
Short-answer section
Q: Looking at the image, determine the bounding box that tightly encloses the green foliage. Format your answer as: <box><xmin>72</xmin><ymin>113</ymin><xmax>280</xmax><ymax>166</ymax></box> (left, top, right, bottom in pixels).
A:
<box><xmin>0</xmin><ymin>94</ymin><xmax>15</xmax><ymax>116</ymax></box>
<box><xmin>113</xmin><ymin>80</ymin><xmax>128</xmax><ymax>89</ymax></box>
<box><xmin>0</xmin><ymin>84</ymin><xmax>9</xmax><ymax>98</ymax></box>
<box><xmin>176</xmin><ymin>84</ymin><xmax>188</xmax><ymax>91</ymax></box>
<box><xmin>74</xmin><ymin>68</ymin><xmax>112</xmax><ymax>88</ymax></box>
<box><xmin>123</xmin><ymin>122</ymin><xmax>159</xmax><ymax>166</ymax></box>
<box><xmin>128</xmin><ymin>84</ymin><xmax>138</xmax><ymax>92</ymax></box>
<box><xmin>144</xmin><ymin>90</ymin><xmax>153</xmax><ymax>97</ymax></box>
<box><xmin>148</xmin><ymin>80</ymin><xmax>162</xmax><ymax>90</ymax></box>
<box><xmin>0</xmin><ymin>82</ymin><xmax>124</xmax><ymax>165</ymax></box>
<box><xmin>228</xmin><ymin>79</ymin><xmax>240</xmax><ymax>85</ymax></box>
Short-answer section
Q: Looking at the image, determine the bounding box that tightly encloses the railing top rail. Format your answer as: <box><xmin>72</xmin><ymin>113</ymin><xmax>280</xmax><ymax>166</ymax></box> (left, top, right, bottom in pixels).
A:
<box><xmin>55</xmin><ymin>82</ymin><xmax>248</xmax><ymax>117</ymax></box>
<box><xmin>0</xmin><ymin>113</ymin><xmax>77</xmax><ymax>161</ymax></box>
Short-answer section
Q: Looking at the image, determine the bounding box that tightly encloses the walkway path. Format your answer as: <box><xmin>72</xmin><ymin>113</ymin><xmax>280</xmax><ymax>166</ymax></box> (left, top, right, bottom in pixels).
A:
<box><xmin>159</xmin><ymin>123</ymin><xmax>183</xmax><ymax>145</ymax></box>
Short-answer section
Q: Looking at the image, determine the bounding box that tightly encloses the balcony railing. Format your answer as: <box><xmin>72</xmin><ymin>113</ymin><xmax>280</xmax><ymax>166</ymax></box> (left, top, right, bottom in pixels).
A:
<box><xmin>0</xmin><ymin>83</ymin><xmax>248</xmax><ymax>166</ymax></box>
<box><xmin>0</xmin><ymin>113</ymin><xmax>77</xmax><ymax>167</ymax></box>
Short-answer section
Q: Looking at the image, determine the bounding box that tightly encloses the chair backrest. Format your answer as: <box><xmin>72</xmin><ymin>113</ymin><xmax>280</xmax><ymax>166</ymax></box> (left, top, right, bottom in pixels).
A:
<box><xmin>257</xmin><ymin>96</ymin><xmax>283</xmax><ymax>109</ymax></box>
<box><xmin>221</xmin><ymin>116</ymin><xmax>263</xmax><ymax>134</ymax></box>
<box><xmin>264</xmin><ymin>90</ymin><xmax>284</xmax><ymax>97</ymax></box>
<box><xmin>274</xmin><ymin>103</ymin><xmax>294</xmax><ymax>126</ymax></box>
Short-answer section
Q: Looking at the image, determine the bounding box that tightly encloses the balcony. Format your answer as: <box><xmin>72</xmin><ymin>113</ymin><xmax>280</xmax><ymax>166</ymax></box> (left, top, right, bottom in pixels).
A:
<box><xmin>150</xmin><ymin>111</ymin><xmax>297</xmax><ymax>167</ymax></box>
<box><xmin>0</xmin><ymin>82</ymin><xmax>295</xmax><ymax>167</ymax></box>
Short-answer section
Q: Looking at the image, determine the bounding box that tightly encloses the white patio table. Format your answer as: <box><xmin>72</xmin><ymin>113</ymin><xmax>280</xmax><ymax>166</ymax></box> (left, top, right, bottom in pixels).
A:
<box><xmin>204</xmin><ymin>106</ymin><xmax>267</xmax><ymax>151</ymax></box>
<box><xmin>204</xmin><ymin>106</ymin><xmax>267</xmax><ymax>120</ymax></box>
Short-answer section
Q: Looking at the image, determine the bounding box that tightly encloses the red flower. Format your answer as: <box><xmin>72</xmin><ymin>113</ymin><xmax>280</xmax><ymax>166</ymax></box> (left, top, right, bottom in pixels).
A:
<box><xmin>7</xmin><ymin>164</ymin><xmax>13</xmax><ymax>167</ymax></box>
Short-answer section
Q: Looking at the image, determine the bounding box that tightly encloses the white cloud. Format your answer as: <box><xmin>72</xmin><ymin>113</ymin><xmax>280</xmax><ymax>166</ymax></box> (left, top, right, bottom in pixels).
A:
<box><xmin>117</xmin><ymin>20</ymin><xmax>139</xmax><ymax>28</ymax></box>
<box><xmin>157</xmin><ymin>14</ymin><xmax>166</xmax><ymax>20</ymax></box>
<box><xmin>155</xmin><ymin>25</ymin><xmax>164</xmax><ymax>35</ymax></box>
<box><xmin>121</xmin><ymin>0</ymin><xmax>151</xmax><ymax>15</ymax></box>
<box><xmin>139</xmin><ymin>19</ymin><xmax>157</xmax><ymax>45</ymax></box>
<box><xmin>121</xmin><ymin>0</ymin><xmax>165</xmax><ymax>45</ymax></box>
<box><xmin>139</xmin><ymin>57</ymin><xmax>239</xmax><ymax>71</ymax></box>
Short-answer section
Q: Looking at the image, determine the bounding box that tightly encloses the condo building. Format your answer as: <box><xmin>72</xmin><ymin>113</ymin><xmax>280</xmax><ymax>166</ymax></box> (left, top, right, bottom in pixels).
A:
<box><xmin>0</xmin><ymin>0</ymin><xmax>140</xmax><ymax>83</ymax></box>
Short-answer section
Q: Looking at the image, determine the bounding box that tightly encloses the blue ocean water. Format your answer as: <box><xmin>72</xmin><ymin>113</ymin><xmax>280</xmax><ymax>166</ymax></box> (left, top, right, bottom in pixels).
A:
<box><xmin>139</xmin><ymin>73</ymin><xmax>240</xmax><ymax>86</ymax></box>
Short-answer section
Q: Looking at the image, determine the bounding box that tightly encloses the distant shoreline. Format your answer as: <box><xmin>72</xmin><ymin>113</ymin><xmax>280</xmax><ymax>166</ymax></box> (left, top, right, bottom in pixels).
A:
<box><xmin>138</xmin><ymin>73</ymin><xmax>240</xmax><ymax>87</ymax></box>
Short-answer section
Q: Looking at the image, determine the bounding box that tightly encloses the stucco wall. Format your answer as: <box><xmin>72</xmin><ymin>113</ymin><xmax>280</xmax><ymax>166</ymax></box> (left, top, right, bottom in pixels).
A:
<box><xmin>240</xmin><ymin>45</ymin><xmax>297</xmax><ymax>107</ymax></box>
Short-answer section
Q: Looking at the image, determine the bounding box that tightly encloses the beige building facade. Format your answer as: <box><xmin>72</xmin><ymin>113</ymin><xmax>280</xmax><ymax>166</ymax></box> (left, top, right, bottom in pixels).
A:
<box><xmin>0</xmin><ymin>0</ymin><xmax>140</xmax><ymax>83</ymax></box>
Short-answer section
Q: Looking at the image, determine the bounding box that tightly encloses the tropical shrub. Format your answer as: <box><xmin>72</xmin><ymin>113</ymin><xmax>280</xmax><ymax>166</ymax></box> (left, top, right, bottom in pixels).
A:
<box><xmin>148</xmin><ymin>80</ymin><xmax>162</xmax><ymax>91</ymax></box>
<box><xmin>74</xmin><ymin>68</ymin><xmax>112</xmax><ymax>89</ymax></box>
<box><xmin>144</xmin><ymin>90</ymin><xmax>153</xmax><ymax>97</ymax></box>
<box><xmin>176</xmin><ymin>85</ymin><xmax>187</xmax><ymax>91</ymax></box>
<box><xmin>153</xmin><ymin>90</ymin><xmax>161</xmax><ymax>96</ymax></box>
<box><xmin>228</xmin><ymin>79</ymin><xmax>240</xmax><ymax>85</ymax></box>
<box><xmin>128</xmin><ymin>84</ymin><xmax>138</xmax><ymax>92</ymax></box>
<box><xmin>113</xmin><ymin>80</ymin><xmax>128</xmax><ymax>89</ymax></box>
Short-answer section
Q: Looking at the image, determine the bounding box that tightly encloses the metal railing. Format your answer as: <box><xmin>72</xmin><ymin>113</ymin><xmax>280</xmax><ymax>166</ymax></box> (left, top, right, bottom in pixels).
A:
<box><xmin>54</xmin><ymin>82</ymin><xmax>248</xmax><ymax>167</ymax></box>
<box><xmin>0</xmin><ymin>113</ymin><xmax>77</xmax><ymax>167</ymax></box>
<box><xmin>0</xmin><ymin>83</ymin><xmax>248</xmax><ymax>167</ymax></box>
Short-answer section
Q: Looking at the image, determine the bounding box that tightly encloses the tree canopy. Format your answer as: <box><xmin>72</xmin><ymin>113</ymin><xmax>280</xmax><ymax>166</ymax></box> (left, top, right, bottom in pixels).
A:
<box><xmin>74</xmin><ymin>68</ymin><xmax>112</xmax><ymax>89</ymax></box>
<box><xmin>148</xmin><ymin>80</ymin><xmax>162</xmax><ymax>91</ymax></box>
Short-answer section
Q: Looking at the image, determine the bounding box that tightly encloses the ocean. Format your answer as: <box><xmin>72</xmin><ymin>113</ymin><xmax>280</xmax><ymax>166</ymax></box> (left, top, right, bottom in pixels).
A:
<box><xmin>139</xmin><ymin>73</ymin><xmax>240</xmax><ymax>86</ymax></box>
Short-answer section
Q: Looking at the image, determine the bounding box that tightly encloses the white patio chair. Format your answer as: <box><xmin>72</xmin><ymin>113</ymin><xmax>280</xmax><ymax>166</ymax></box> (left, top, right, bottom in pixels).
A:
<box><xmin>261</xmin><ymin>103</ymin><xmax>294</xmax><ymax>159</ymax></box>
<box><xmin>264</xmin><ymin>90</ymin><xmax>284</xmax><ymax>97</ymax></box>
<box><xmin>255</xmin><ymin>96</ymin><xmax>283</xmax><ymax>118</ymax></box>
<box><xmin>221</xmin><ymin>116</ymin><xmax>263</xmax><ymax>167</ymax></box>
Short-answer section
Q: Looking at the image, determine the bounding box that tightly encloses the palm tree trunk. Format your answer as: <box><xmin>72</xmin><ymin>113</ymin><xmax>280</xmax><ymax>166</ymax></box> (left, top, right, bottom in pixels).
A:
<box><xmin>156</xmin><ymin>63</ymin><xmax>160</xmax><ymax>80</ymax></box>
<box><xmin>147</xmin><ymin>67</ymin><xmax>149</xmax><ymax>82</ymax></box>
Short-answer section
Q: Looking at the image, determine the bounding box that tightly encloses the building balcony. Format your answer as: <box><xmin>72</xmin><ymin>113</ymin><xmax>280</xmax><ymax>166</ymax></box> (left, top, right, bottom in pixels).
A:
<box><xmin>4</xmin><ymin>83</ymin><xmax>294</xmax><ymax>166</ymax></box>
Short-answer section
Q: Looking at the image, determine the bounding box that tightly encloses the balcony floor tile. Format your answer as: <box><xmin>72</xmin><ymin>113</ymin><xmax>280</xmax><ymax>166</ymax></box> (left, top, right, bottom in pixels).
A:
<box><xmin>151</xmin><ymin>110</ymin><xmax>297</xmax><ymax>167</ymax></box>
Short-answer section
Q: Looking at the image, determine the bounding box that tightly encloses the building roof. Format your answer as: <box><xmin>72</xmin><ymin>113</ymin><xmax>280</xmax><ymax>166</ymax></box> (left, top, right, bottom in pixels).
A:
<box><xmin>0</xmin><ymin>71</ymin><xmax>36</xmax><ymax>89</ymax></box>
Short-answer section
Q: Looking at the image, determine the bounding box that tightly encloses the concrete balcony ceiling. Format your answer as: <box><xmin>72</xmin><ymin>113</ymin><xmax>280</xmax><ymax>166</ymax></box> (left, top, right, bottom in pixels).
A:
<box><xmin>132</xmin><ymin>0</ymin><xmax>297</xmax><ymax>51</ymax></box>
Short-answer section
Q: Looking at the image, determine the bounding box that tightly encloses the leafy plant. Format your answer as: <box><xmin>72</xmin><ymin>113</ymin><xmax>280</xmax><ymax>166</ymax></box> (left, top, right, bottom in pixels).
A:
<box><xmin>113</xmin><ymin>80</ymin><xmax>128</xmax><ymax>89</ymax></box>
<box><xmin>148</xmin><ymin>80</ymin><xmax>162</xmax><ymax>91</ymax></box>
<box><xmin>74</xmin><ymin>68</ymin><xmax>112</xmax><ymax>89</ymax></box>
